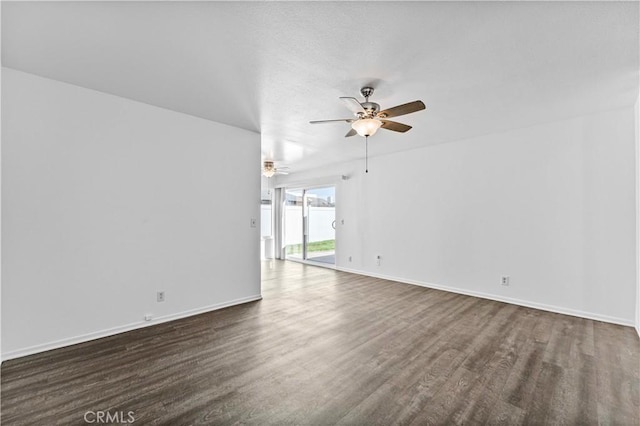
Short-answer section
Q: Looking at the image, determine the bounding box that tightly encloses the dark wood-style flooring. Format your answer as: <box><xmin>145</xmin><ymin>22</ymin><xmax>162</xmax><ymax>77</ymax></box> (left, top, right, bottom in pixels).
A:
<box><xmin>2</xmin><ymin>260</ymin><xmax>639</xmax><ymax>425</ymax></box>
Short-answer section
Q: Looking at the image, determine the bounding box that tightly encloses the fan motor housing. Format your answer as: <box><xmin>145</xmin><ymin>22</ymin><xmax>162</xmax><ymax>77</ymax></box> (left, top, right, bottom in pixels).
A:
<box><xmin>360</xmin><ymin>102</ymin><xmax>380</xmax><ymax>117</ymax></box>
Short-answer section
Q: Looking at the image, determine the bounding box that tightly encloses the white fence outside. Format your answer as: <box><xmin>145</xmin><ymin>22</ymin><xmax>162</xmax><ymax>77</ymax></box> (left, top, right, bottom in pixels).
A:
<box><xmin>284</xmin><ymin>206</ymin><xmax>335</xmax><ymax>245</ymax></box>
<box><xmin>261</xmin><ymin>205</ymin><xmax>336</xmax><ymax>246</ymax></box>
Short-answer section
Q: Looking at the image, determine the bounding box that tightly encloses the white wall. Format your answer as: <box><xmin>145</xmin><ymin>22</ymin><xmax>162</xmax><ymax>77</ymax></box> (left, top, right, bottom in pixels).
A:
<box><xmin>0</xmin><ymin>7</ymin><xmax>3</xmax><ymax>360</ymax></box>
<box><xmin>636</xmin><ymin>95</ymin><xmax>640</xmax><ymax>336</ymax></box>
<box><xmin>261</xmin><ymin>205</ymin><xmax>272</xmax><ymax>237</ymax></box>
<box><xmin>1</xmin><ymin>68</ymin><xmax>261</xmax><ymax>359</ymax></box>
<box><xmin>278</xmin><ymin>107</ymin><xmax>637</xmax><ymax>325</ymax></box>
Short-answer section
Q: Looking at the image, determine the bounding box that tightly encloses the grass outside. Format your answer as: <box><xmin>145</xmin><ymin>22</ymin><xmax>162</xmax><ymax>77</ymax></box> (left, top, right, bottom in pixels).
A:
<box><xmin>285</xmin><ymin>239</ymin><xmax>335</xmax><ymax>255</ymax></box>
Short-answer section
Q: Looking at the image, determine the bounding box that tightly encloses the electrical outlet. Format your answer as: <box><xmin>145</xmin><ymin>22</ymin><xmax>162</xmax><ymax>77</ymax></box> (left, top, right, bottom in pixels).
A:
<box><xmin>250</xmin><ymin>218</ymin><xmax>257</xmax><ymax>228</ymax></box>
<box><xmin>376</xmin><ymin>255</ymin><xmax>381</xmax><ymax>266</ymax></box>
<box><xmin>144</xmin><ymin>314</ymin><xmax>153</xmax><ymax>321</ymax></box>
<box><xmin>348</xmin><ymin>256</ymin><xmax>352</xmax><ymax>262</ymax></box>
<box><xmin>501</xmin><ymin>276</ymin><xmax>510</xmax><ymax>286</ymax></box>
<box><xmin>157</xmin><ymin>291</ymin><xmax>165</xmax><ymax>302</ymax></box>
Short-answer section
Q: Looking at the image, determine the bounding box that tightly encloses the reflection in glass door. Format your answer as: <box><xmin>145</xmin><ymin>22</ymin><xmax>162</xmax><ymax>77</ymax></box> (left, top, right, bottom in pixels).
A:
<box><xmin>284</xmin><ymin>186</ymin><xmax>335</xmax><ymax>265</ymax></box>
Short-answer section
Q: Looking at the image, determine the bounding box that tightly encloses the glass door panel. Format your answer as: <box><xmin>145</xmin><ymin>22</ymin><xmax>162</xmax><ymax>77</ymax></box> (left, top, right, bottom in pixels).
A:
<box><xmin>284</xmin><ymin>189</ymin><xmax>304</xmax><ymax>260</ymax></box>
<box><xmin>305</xmin><ymin>187</ymin><xmax>335</xmax><ymax>264</ymax></box>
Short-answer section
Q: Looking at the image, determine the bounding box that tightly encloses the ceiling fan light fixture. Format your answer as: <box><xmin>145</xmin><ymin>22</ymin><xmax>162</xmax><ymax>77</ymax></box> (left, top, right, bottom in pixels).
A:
<box><xmin>352</xmin><ymin>118</ymin><xmax>382</xmax><ymax>137</ymax></box>
<box><xmin>263</xmin><ymin>161</ymin><xmax>276</xmax><ymax>177</ymax></box>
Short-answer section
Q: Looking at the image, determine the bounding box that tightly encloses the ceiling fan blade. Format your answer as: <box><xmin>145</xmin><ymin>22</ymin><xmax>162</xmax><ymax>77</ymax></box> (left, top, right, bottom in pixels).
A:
<box><xmin>377</xmin><ymin>100</ymin><xmax>425</xmax><ymax>119</ymax></box>
<box><xmin>275</xmin><ymin>171</ymin><xmax>289</xmax><ymax>175</ymax></box>
<box><xmin>380</xmin><ymin>120</ymin><xmax>412</xmax><ymax>133</ymax></box>
<box><xmin>340</xmin><ymin>97</ymin><xmax>366</xmax><ymax>114</ymax></box>
<box><xmin>345</xmin><ymin>128</ymin><xmax>357</xmax><ymax>138</ymax></box>
<box><xmin>310</xmin><ymin>119</ymin><xmax>354</xmax><ymax>124</ymax></box>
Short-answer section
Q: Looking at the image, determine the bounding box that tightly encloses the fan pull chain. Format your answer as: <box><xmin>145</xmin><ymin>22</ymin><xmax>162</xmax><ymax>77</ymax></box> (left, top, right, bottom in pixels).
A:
<box><xmin>365</xmin><ymin>136</ymin><xmax>369</xmax><ymax>173</ymax></box>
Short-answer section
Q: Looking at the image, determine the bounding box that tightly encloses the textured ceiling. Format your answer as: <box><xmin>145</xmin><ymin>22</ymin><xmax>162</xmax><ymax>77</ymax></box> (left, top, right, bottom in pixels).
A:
<box><xmin>3</xmin><ymin>1</ymin><xmax>638</xmax><ymax>173</ymax></box>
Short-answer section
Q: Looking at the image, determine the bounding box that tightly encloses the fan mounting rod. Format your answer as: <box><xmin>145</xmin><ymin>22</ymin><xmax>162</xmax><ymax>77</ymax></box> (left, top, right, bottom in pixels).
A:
<box><xmin>360</xmin><ymin>87</ymin><xmax>374</xmax><ymax>101</ymax></box>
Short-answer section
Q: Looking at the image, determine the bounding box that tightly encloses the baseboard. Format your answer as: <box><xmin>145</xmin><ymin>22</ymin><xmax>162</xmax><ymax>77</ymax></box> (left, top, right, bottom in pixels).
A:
<box><xmin>336</xmin><ymin>266</ymin><xmax>634</xmax><ymax>327</ymax></box>
<box><xmin>1</xmin><ymin>294</ymin><xmax>262</xmax><ymax>362</ymax></box>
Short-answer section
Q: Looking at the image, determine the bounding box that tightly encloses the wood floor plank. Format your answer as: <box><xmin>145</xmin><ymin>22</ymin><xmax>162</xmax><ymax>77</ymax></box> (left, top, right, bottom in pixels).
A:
<box><xmin>500</xmin><ymin>340</ymin><xmax>547</xmax><ymax>410</ymax></box>
<box><xmin>335</xmin><ymin>299</ymin><xmax>505</xmax><ymax>425</ymax></box>
<box><xmin>521</xmin><ymin>361</ymin><xmax>564</xmax><ymax>425</ymax></box>
<box><xmin>485</xmin><ymin>399</ymin><xmax>526</xmax><ymax>425</ymax></box>
<box><xmin>1</xmin><ymin>260</ymin><xmax>638</xmax><ymax>425</ymax></box>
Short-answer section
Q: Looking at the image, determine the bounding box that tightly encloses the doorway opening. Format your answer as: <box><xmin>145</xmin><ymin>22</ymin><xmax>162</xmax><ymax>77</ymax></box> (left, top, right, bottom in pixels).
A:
<box><xmin>284</xmin><ymin>186</ymin><xmax>336</xmax><ymax>266</ymax></box>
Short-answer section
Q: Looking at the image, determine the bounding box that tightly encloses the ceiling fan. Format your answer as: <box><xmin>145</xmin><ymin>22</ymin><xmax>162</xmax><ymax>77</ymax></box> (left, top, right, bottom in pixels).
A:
<box><xmin>310</xmin><ymin>87</ymin><xmax>425</xmax><ymax>138</ymax></box>
<box><xmin>310</xmin><ymin>87</ymin><xmax>425</xmax><ymax>172</ymax></box>
<box><xmin>262</xmin><ymin>161</ymin><xmax>289</xmax><ymax>178</ymax></box>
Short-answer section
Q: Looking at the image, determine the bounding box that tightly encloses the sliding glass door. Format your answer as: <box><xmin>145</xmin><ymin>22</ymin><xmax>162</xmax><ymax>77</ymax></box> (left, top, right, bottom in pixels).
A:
<box><xmin>284</xmin><ymin>186</ymin><xmax>335</xmax><ymax>265</ymax></box>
